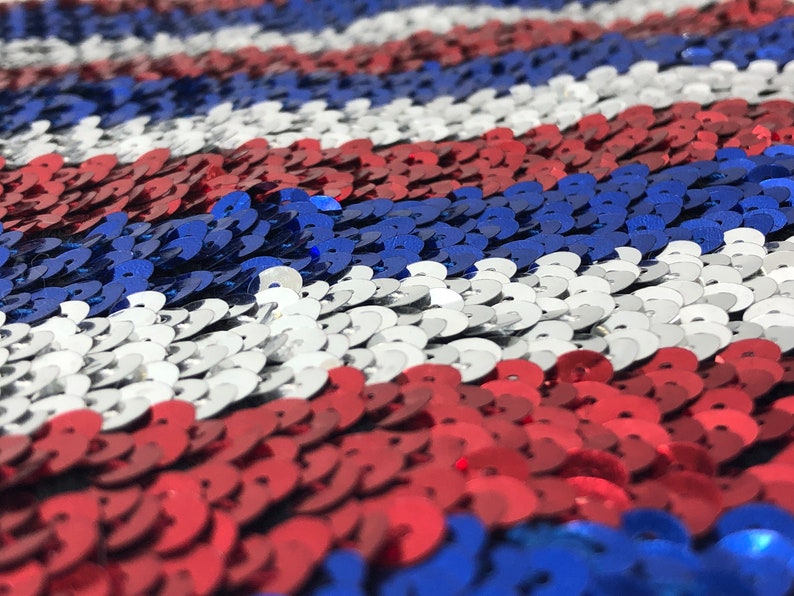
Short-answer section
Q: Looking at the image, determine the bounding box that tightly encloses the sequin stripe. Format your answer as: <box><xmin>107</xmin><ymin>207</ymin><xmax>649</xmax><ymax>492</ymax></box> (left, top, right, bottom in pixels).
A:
<box><xmin>2</xmin><ymin>97</ymin><xmax>793</xmax><ymax>236</ymax></box>
<box><xmin>0</xmin><ymin>182</ymin><xmax>794</xmax><ymax>428</ymax></box>
<box><xmin>0</xmin><ymin>0</ymin><xmax>731</xmax><ymax>72</ymax></box>
<box><xmin>0</xmin><ymin>137</ymin><xmax>790</xmax><ymax>331</ymax></box>
<box><xmin>4</xmin><ymin>58</ymin><xmax>793</xmax><ymax>168</ymax></box>
<box><xmin>0</xmin><ymin>0</ymin><xmax>629</xmax><ymax>46</ymax></box>
<box><xmin>0</xmin><ymin>0</ymin><xmax>620</xmax><ymax>15</ymax></box>
<box><xmin>3</xmin><ymin>19</ymin><xmax>794</xmax><ymax>145</ymax></box>
<box><xmin>0</xmin><ymin>0</ymin><xmax>783</xmax><ymax>92</ymax></box>
<box><xmin>6</xmin><ymin>345</ymin><xmax>794</xmax><ymax>593</ymax></box>
<box><xmin>307</xmin><ymin>506</ymin><xmax>794</xmax><ymax>594</ymax></box>
<box><xmin>1</xmin><ymin>0</ymin><xmax>277</xmax><ymax>12</ymax></box>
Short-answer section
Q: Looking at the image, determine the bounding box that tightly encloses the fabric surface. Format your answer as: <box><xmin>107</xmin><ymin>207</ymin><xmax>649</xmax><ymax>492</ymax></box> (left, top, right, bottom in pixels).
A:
<box><xmin>1</xmin><ymin>1</ymin><xmax>794</xmax><ymax>594</ymax></box>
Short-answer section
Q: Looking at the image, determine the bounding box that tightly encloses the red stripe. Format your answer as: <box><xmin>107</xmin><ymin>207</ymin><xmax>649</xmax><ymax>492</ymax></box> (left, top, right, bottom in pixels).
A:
<box><xmin>1</xmin><ymin>0</ymin><xmax>791</xmax><ymax>91</ymax></box>
<box><xmin>2</xmin><ymin>98</ymin><xmax>792</xmax><ymax>235</ymax></box>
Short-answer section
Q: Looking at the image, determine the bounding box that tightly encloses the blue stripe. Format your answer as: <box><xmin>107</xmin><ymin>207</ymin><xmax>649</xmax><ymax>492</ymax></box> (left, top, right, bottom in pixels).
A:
<box><xmin>304</xmin><ymin>507</ymin><xmax>794</xmax><ymax>596</ymax></box>
<box><xmin>1</xmin><ymin>0</ymin><xmax>616</xmax><ymax>43</ymax></box>
<box><xmin>0</xmin><ymin>144</ymin><xmax>791</xmax><ymax>324</ymax></box>
<box><xmin>1</xmin><ymin>21</ymin><xmax>792</xmax><ymax>136</ymax></box>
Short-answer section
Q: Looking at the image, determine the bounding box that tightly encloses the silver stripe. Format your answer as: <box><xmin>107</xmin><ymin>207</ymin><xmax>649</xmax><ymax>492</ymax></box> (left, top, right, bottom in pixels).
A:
<box><xmin>4</xmin><ymin>228</ymin><xmax>792</xmax><ymax>432</ymax></box>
